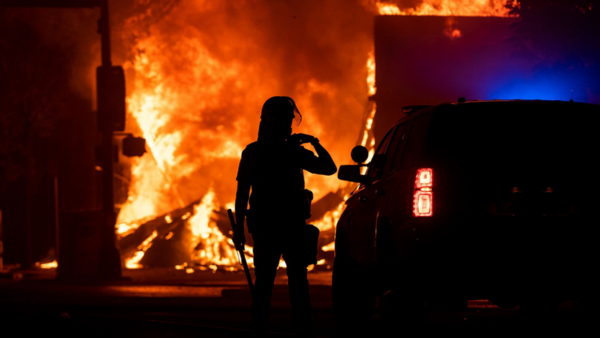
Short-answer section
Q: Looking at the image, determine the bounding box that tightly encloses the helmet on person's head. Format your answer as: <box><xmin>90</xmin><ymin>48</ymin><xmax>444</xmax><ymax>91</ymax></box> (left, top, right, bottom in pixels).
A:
<box><xmin>260</xmin><ymin>96</ymin><xmax>302</xmax><ymax>127</ymax></box>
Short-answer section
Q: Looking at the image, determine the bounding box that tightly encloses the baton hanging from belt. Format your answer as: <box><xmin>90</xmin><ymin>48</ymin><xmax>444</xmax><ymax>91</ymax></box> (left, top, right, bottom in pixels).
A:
<box><xmin>227</xmin><ymin>209</ymin><xmax>254</xmax><ymax>298</ymax></box>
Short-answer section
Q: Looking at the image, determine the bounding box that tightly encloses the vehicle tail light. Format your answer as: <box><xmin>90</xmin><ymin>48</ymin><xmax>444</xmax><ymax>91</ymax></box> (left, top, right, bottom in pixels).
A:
<box><xmin>413</xmin><ymin>168</ymin><xmax>433</xmax><ymax>217</ymax></box>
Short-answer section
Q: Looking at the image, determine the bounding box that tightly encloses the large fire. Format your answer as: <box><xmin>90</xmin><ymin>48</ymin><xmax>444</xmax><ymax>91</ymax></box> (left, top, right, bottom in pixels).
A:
<box><xmin>115</xmin><ymin>1</ymin><xmax>372</xmax><ymax>270</ymax></box>
<box><xmin>114</xmin><ymin>1</ymin><xmax>513</xmax><ymax>270</ymax></box>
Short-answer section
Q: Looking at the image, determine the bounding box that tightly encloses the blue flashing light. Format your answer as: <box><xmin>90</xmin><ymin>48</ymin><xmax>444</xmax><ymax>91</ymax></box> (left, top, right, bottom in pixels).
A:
<box><xmin>484</xmin><ymin>64</ymin><xmax>597</xmax><ymax>103</ymax></box>
<box><xmin>488</xmin><ymin>79</ymin><xmax>574</xmax><ymax>101</ymax></box>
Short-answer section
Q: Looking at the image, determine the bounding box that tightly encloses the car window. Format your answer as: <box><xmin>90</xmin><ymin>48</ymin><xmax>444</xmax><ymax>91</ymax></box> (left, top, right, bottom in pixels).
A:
<box><xmin>367</xmin><ymin>126</ymin><xmax>396</xmax><ymax>179</ymax></box>
<box><xmin>375</xmin><ymin>126</ymin><xmax>394</xmax><ymax>156</ymax></box>
<box><xmin>383</xmin><ymin>122</ymin><xmax>407</xmax><ymax>173</ymax></box>
<box><xmin>399</xmin><ymin>114</ymin><xmax>432</xmax><ymax>168</ymax></box>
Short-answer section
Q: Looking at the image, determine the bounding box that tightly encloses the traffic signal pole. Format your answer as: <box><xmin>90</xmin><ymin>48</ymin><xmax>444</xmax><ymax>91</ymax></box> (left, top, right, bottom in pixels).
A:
<box><xmin>0</xmin><ymin>0</ymin><xmax>139</xmax><ymax>280</ymax></box>
<box><xmin>97</xmin><ymin>0</ymin><xmax>122</xmax><ymax>279</ymax></box>
<box><xmin>99</xmin><ymin>0</ymin><xmax>112</xmax><ymax>67</ymax></box>
<box><xmin>2</xmin><ymin>0</ymin><xmax>130</xmax><ymax>280</ymax></box>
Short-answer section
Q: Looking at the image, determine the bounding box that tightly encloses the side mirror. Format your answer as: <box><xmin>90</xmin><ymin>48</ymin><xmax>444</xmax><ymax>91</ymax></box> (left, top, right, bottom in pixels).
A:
<box><xmin>338</xmin><ymin>165</ymin><xmax>367</xmax><ymax>184</ymax></box>
<box><xmin>351</xmin><ymin>145</ymin><xmax>369</xmax><ymax>164</ymax></box>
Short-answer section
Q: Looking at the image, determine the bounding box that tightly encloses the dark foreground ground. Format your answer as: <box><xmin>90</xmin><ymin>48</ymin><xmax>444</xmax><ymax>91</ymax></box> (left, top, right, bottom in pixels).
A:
<box><xmin>0</xmin><ymin>267</ymin><xmax>594</xmax><ymax>337</ymax></box>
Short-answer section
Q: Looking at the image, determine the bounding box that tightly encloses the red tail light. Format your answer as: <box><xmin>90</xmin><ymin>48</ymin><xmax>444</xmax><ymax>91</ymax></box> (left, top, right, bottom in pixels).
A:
<box><xmin>413</xmin><ymin>168</ymin><xmax>433</xmax><ymax>217</ymax></box>
<box><xmin>415</xmin><ymin>168</ymin><xmax>433</xmax><ymax>189</ymax></box>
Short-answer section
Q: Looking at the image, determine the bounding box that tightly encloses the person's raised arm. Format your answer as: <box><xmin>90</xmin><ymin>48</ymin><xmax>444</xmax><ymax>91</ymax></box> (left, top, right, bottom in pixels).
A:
<box><xmin>310</xmin><ymin>139</ymin><xmax>337</xmax><ymax>175</ymax></box>
<box><xmin>289</xmin><ymin>133</ymin><xmax>337</xmax><ymax>175</ymax></box>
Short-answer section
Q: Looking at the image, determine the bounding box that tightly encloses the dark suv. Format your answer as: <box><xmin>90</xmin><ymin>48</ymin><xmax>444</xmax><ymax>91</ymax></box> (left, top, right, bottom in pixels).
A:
<box><xmin>334</xmin><ymin>100</ymin><xmax>599</xmax><ymax>322</ymax></box>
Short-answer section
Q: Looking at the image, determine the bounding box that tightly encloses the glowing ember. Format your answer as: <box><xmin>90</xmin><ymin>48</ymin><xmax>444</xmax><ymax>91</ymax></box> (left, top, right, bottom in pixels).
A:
<box><xmin>446</xmin><ymin>28</ymin><xmax>462</xmax><ymax>38</ymax></box>
<box><xmin>321</xmin><ymin>242</ymin><xmax>335</xmax><ymax>252</ymax></box>
<box><xmin>125</xmin><ymin>252</ymin><xmax>144</xmax><ymax>269</ymax></box>
<box><xmin>116</xmin><ymin>221</ymin><xmax>141</xmax><ymax>238</ymax></box>
<box><xmin>313</xmin><ymin>202</ymin><xmax>345</xmax><ymax>233</ymax></box>
<box><xmin>444</xmin><ymin>17</ymin><xmax>462</xmax><ymax>39</ymax></box>
<box><xmin>36</xmin><ymin>260</ymin><xmax>58</xmax><ymax>269</ymax></box>
<box><xmin>125</xmin><ymin>230</ymin><xmax>158</xmax><ymax>269</ymax></box>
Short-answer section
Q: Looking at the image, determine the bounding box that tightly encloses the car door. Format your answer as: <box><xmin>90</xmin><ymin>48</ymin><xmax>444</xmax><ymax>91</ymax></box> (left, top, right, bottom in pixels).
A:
<box><xmin>385</xmin><ymin>113</ymin><xmax>434</xmax><ymax>263</ymax></box>
<box><xmin>345</xmin><ymin>123</ymin><xmax>407</xmax><ymax>267</ymax></box>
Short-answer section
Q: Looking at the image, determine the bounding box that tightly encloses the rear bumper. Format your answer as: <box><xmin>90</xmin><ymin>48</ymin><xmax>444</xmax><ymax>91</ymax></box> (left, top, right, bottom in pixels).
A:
<box><xmin>408</xmin><ymin>215</ymin><xmax>596</xmax><ymax>300</ymax></box>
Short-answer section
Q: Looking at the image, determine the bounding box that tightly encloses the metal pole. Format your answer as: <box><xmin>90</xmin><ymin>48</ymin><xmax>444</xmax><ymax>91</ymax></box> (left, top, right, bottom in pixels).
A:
<box><xmin>0</xmin><ymin>0</ymin><xmax>122</xmax><ymax>279</ymax></box>
<box><xmin>99</xmin><ymin>0</ymin><xmax>112</xmax><ymax>67</ymax></box>
<box><xmin>0</xmin><ymin>210</ymin><xmax>3</xmax><ymax>271</ymax></box>
<box><xmin>54</xmin><ymin>176</ymin><xmax>59</xmax><ymax>268</ymax></box>
<box><xmin>97</xmin><ymin>0</ymin><xmax>122</xmax><ymax>279</ymax></box>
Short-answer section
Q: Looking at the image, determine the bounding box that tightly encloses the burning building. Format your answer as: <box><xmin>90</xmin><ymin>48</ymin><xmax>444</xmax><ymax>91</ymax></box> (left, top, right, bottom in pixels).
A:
<box><xmin>373</xmin><ymin>14</ymin><xmax>529</xmax><ymax>141</ymax></box>
<box><xmin>371</xmin><ymin>1</ymin><xmax>600</xmax><ymax>141</ymax></box>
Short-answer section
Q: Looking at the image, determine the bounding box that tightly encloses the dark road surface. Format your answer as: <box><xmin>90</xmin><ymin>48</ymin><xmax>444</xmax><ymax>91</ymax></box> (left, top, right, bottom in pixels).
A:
<box><xmin>0</xmin><ymin>268</ymin><xmax>594</xmax><ymax>337</ymax></box>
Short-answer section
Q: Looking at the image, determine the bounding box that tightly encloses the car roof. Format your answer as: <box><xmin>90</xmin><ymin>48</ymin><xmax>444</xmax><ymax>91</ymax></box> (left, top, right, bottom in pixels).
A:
<box><xmin>394</xmin><ymin>99</ymin><xmax>598</xmax><ymax>126</ymax></box>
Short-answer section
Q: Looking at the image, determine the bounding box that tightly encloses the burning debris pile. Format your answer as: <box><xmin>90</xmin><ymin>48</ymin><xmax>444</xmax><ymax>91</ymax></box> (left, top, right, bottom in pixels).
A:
<box><xmin>117</xmin><ymin>187</ymin><xmax>343</xmax><ymax>272</ymax></box>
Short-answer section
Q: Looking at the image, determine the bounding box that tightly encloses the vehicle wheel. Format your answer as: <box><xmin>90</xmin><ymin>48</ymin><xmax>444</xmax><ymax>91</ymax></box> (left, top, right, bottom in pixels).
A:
<box><xmin>519</xmin><ymin>281</ymin><xmax>558</xmax><ymax>325</ymax></box>
<box><xmin>574</xmin><ymin>292</ymin><xmax>597</xmax><ymax>312</ymax></box>
<box><xmin>332</xmin><ymin>230</ymin><xmax>376</xmax><ymax>332</ymax></box>
<box><xmin>519</xmin><ymin>296</ymin><xmax>558</xmax><ymax>333</ymax></box>
<box><xmin>379</xmin><ymin>268</ymin><xmax>424</xmax><ymax>330</ymax></box>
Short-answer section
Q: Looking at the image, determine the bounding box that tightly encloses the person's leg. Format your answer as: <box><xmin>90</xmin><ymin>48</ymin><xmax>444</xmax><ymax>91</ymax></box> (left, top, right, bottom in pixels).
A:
<box><xmin>284</xmin><ymin>240</ymin><xmax>312</xmax><ymax>335</ymax></box>
<box><xmin>251</xmin><ymin>236</ymin><xmax>281</xmax><ymax>332</ymax></box>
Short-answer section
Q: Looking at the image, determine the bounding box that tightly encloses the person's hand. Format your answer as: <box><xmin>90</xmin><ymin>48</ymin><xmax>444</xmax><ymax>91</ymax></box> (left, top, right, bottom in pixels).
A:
<box><xmin>233</xmin><ymin>232</ymin><xmax>246</xmax><ymax>250</ymax></box>
<box><xmin>288</xmin><ymin>133</ymin><xmax>318</xmax><ymax>146</ymax></box>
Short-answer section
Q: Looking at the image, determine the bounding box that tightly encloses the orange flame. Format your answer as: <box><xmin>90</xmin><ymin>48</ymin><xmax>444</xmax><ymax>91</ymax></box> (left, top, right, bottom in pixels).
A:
<box><xmin>125</xmin><ymin>230</ymin><xmax>158</xmax><ymax>269</ymax></box>
<box><xmin>118</xmin><ymin>12</ymin><xmax>353</xmax><ymax>227</ymax></box>
<box><xmin>367</xmin><ymin>50</ymin><xmax>377</xmax><ymax>97</ymax></box>
<box><xmin>313</xmin><ymin>198</ymin><xmax>346</xmax><ymax>233</ymax></box>
<box><xmin>119</xmin><ymin>37</ymin><xmax>245</xmax><ymax>224</ymax></box>
<box><xmin>373</xmin><ymin>0</ymin><xmax>511</xmax><ymax>17</ymax></box>
<box><xmin>188</xmin><ymin>188</ymin><xmax>238</xmax><ymax>266</ymax></box>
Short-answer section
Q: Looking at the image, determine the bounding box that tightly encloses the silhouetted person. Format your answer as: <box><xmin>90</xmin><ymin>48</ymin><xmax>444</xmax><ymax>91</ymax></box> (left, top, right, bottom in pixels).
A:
<box><xmin>234</xmin><ymin>96</ymin><xmax>337</xmax><ymax>336</ymax></box>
